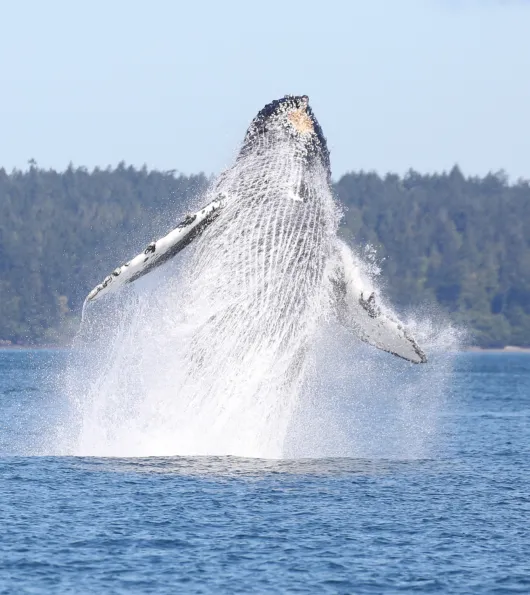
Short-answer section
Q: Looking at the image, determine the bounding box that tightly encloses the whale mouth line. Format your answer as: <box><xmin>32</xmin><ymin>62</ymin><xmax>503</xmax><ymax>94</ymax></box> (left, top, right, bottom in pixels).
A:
<box><xmin>288</xmin><ymin>108</ymin><xmax>314</xmax><ymax>135</ymax></box>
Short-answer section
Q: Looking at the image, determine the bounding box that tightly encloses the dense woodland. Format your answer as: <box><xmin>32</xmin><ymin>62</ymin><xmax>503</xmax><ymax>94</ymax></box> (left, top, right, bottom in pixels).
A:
<box><xmin>0</xmin><ymin>163</ymin><xmax>529</xmax><ymax>347</ymax></box>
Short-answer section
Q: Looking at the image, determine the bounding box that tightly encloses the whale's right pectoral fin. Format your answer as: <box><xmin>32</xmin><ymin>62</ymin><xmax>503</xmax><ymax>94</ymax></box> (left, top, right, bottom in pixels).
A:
<box><xmin>85</xmin><ymin>194</ymin><xmax>228</xmax><ymax>304</ymax></box>
<box><xmin>331</xmin><ymin>241</ymin><xmax>427</xmax><ymax>364</ymax></box>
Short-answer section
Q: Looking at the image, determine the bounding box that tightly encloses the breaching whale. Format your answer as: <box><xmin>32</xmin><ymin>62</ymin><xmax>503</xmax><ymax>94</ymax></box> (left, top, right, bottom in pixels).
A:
<box><xmin>85</xmin><ymin>95</ymin><xmax>426</xmax><ymax>365</ymax></box>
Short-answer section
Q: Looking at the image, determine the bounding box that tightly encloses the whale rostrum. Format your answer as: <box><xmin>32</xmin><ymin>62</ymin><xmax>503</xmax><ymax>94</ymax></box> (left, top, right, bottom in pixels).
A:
<box><xmin>84</xmin><ymin>95</ymin><xmax>427</xmax><ymax>364</ymax></box>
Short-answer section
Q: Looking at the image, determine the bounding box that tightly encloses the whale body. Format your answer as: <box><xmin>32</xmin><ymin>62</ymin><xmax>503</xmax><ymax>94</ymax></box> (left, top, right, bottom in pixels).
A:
<box><xmin>85</xmin><ymin>95</ymin><xmax>427</xmax><ymax>368</ymax></box>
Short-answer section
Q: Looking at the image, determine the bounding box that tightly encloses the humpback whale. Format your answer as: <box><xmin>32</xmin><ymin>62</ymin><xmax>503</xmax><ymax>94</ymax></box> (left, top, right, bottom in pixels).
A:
<box><xmin>85</xmin><ymin>95</ymin><xmax>426</xmax><ymax>365</ymax></box>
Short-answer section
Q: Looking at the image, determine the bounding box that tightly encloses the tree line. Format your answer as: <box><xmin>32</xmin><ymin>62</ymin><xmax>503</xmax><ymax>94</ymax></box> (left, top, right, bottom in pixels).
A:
<box><xmin>0</xmin><ymin>163</ymin><xmax>528</xmax><ymax>347</ymax></box>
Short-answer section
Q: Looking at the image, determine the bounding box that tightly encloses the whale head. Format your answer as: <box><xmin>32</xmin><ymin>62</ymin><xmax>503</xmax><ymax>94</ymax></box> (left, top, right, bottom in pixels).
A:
<box><xmin>240</xmin><ymin>95</ymin><xmax>331</xmax><ymax>178</ymax></box>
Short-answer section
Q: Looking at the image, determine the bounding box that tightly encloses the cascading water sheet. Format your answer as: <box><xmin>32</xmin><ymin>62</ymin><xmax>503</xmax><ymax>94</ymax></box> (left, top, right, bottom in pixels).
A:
<box><xmin>53</xmin><ymin>96</ymin><xmax>460</xmax><ymax>459</ymax></box>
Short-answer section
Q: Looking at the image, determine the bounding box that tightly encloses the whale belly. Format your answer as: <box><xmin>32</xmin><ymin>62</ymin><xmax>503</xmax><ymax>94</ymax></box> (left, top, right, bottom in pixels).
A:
<box><xmin>188</xmin><ymin>186</ymin><xmax>330</xmax><ymax>352</ymax></box>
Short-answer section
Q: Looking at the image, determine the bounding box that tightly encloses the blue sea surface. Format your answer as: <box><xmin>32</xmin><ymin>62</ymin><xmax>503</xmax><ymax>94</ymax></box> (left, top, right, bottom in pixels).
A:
<box><xmin>0</xmin><ymin>350</ymin><xmax>529</xmax><ymax>593</ymax></box>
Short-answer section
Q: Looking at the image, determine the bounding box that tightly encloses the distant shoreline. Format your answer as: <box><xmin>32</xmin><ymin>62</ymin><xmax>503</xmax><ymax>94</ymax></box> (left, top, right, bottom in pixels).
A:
<box><xmin>462</xmin><ymin>346</ymin><xmax>530</xmax><ymax>353</ymax></box>
<box><xmin>0</xmin><ymin>344</ymin><xmax>70</xmax><ymax>351</ymax></box>
<box><xmin>1</xmin><ymin>344</ymin><xmax>529</xmax><ymax>353</ymax></box>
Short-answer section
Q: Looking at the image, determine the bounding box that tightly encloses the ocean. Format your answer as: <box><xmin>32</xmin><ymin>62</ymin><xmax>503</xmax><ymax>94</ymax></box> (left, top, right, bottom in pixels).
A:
<box><xmin>0</xmin><ymin>349</ymin><xmax>528</xmax><ymax>593</ymax></box>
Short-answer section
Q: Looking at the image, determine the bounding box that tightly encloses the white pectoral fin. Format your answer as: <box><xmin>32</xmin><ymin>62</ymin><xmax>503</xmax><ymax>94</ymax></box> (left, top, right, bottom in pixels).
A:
<box><xmin>333</xmin><ymin>241</ymin><xmax>427</xmax><ymax>364</ymax></box>
<box><xmin>85</xmin><ymin>195</ymin><xmax>227</xmax><ymax>304</ymax></box>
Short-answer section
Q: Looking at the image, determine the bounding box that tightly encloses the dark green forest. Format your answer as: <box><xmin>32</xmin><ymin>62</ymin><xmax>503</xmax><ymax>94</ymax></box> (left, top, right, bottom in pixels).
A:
<box><xmin>1</xmin><ymin>163</ymin><xmax>529</xmax><ymax>347</ymax></box>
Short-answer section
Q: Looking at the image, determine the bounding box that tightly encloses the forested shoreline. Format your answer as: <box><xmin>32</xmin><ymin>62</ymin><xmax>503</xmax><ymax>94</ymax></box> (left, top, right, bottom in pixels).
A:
<box><xmin>1</xmin><ymin>163</ymin><xmax>528</xmax><ymax>347</ymax></box>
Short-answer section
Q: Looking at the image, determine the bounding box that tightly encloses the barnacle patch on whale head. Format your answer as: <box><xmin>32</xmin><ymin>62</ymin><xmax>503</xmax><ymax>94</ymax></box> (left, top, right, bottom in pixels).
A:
<box><xmin>288</xmin><ymin>108</ymin><xmax>313</xmax><ymax>134</ymax></box>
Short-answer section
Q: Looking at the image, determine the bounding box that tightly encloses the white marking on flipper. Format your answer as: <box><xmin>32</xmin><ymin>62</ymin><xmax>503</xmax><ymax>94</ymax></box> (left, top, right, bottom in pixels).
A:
<box><xmin>85</xmin><ymin>195</ymin><xmax>228</xmax><ymax>304</ymax></box>
<box><xmin>332</xmin><ymin>240</ymin><xmax>427</xmax><ymax>364</ymax></box>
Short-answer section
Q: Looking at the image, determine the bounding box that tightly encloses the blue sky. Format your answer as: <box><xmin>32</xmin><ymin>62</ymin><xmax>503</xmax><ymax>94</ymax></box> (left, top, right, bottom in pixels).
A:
<box><xmin>1</xmin><ymin>0</ymin><xmax>530</xmax><ymax>180</ymax></box>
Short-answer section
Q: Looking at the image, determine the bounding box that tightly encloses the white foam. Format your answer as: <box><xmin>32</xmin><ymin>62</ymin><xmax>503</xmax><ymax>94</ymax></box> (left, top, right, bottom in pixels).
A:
<box><xmin>49</xmin><ymin>139</ymin><xmax>461</xmax><ymax>460</ymax></box>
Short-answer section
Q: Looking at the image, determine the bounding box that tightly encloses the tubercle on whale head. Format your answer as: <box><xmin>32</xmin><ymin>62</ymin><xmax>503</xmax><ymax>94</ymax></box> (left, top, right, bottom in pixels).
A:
<box><xmin>240</xmin><ymin>95</ymin><xmax>331</xmax><ymax>178</ymax></box>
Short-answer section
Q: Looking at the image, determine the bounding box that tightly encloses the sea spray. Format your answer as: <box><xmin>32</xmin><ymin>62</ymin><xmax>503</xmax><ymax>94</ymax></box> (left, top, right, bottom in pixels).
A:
<box><xmin>285</xmin><ymin>317</ymin><xmax>462</xmax><ymax>459</ymax></box>
<box><xmin>50</xmin><ymin>96</ymin><xmax>461</xmax><ymax>458</ymax></box>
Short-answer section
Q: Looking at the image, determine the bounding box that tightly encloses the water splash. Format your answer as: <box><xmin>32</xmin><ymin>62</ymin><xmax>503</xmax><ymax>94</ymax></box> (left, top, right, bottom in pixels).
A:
<box><xmin>285</xmin><ymin>317</ymin><xmax>462</xmax><ymax>459</ymax></box>
<box><xmin>50</xmin><ymin>114</ymin><xmax>461</xmax><ymax>459</ymax></box>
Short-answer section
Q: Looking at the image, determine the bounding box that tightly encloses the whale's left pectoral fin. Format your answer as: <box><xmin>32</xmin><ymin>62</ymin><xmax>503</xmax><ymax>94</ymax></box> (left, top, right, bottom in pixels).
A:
<box><xmin>331</xmin><ymin>241</ymin><xmax>427</xmax><ymax>364</ymax></box>
<box><xmin>85</xmin><ymin>195</ymin><xmax>228</xmax><ymax>304</ymax></box>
